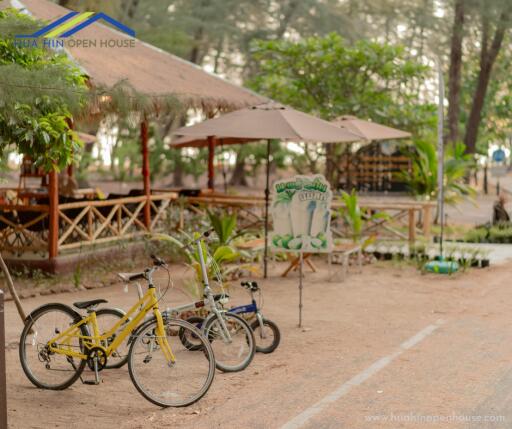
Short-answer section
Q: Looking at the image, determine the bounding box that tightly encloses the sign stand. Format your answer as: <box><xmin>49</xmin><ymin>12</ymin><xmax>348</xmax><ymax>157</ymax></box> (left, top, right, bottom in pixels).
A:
<box><xmin>0</xmin><ymin>290</ymin><xmax>6</xmax><ymax>429</ymax></box>
<box><xmin>269</xmin><ymin>174</ymin><xmax>333</xmax><ymax>329</ymax></box>
<box><xmin>298</xmin><ymin>252</ymin><xmax>303</xmax><ymax>328</ymax></box>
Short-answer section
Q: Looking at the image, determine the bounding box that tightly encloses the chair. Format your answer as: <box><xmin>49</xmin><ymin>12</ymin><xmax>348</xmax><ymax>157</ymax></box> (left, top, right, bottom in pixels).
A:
<box><xmin>327</xmin><ymin>242</ymin><xmax>362</xmax><ymax>282</ymax></box>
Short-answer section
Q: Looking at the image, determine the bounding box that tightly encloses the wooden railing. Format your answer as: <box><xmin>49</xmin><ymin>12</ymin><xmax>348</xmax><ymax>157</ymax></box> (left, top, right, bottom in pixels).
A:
<box><xmin>0</xmin><ymin>193</ymin><xmax>177</xmax><ymax>257</ymax></box>
<box><xmin>177</xmin><ymin>193</ymin><xmax>435</xmax><ymax>242</ymax></box>
<box><xmin>0</xmin><ymin>190</ymin><xmax>435</xmax><ymax>260</ymax></box>
<box><xmin>0</xmin><ymin>204</ymin><xmax>49</xmax><ymax>255</ymax></box>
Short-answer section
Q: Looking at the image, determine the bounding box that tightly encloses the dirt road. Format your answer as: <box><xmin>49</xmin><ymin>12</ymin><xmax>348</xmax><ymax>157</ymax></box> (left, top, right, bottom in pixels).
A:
<box><xmin>4</xmin><ymin>260</ymin><xmax>512</xmax><ymax>428</ymax></box>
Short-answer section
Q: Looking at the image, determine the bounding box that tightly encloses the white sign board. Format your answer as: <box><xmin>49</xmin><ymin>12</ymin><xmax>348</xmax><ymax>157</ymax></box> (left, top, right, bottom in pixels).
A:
<box><xmin>270</xmin><ymin>174</ymin><xmax>333</xmax><ymax>253</ymax></box>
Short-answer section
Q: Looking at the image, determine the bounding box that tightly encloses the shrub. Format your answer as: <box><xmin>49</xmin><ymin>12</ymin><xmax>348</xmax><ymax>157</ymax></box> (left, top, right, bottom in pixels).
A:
<box><xmin>463</xmin><ymin>228</ymin><xmax>488</xmax><ymax>243</ymax></box>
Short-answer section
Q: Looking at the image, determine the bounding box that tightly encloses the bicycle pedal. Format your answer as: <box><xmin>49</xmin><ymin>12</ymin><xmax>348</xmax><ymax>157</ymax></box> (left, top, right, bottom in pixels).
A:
<box><xmin>83</xmin><ymin>379</ymin><xmax>102</xmax><ymax>385</ymax></box>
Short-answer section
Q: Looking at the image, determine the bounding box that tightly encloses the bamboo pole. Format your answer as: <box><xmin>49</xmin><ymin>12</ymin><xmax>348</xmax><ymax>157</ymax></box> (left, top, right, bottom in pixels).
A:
<box><xmin>0</xmin><ymin>253</ymin><xmax>27</xmax><ymax>322</ymax></box>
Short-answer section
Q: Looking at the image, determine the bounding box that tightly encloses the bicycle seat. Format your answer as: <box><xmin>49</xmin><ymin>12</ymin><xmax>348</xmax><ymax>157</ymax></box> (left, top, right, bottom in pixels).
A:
<box><xmin>212</xmin><ymin>293</ymin><xmax>230</xmax><ymax>301</ymax></box>
<box><xmin>73</xmin><ymin>299</ymin><xmax>108</xmax><ymax>309</ymax></box>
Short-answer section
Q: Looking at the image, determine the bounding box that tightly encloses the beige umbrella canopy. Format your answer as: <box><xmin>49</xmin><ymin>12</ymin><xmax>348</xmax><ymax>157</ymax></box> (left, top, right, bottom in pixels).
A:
<box><xmin>172</xmin><ymin>102</ymin><xmax>361</xmax><ymax>145</ymax></box>
<box><xmin>172</xmin><ymin>102</ymin><xmax>361</xmax><ymax>277</ymax></box>
<box><xmin>330</xmin><ymin>115</ymin><xmax>411</xmax><ymax>141</ymax></box>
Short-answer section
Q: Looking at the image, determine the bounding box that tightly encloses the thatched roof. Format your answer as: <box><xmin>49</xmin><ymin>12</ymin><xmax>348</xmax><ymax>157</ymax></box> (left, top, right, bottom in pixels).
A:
<box><xmin>6</xmin><ymin>0</ymin><xmax>266</xmax><ymax>111</ymax></box>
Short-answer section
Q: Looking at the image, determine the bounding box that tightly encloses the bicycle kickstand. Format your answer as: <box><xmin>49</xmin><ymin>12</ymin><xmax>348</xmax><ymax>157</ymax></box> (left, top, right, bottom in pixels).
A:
<box><xmin>83</xmin><ymin>356</ymin><xmax>102</xmax><ymax>386</ymax></box>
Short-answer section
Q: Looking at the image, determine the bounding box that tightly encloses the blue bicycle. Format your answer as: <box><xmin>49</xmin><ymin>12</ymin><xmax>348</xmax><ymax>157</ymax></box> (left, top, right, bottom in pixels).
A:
<box><xmin>184</xmin><ymin>281</ymin><xmax>280</xmax><ymax>354</ymax></box>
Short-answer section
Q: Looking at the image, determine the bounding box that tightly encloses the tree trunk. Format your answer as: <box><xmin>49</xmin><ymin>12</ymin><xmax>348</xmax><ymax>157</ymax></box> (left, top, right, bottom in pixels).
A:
<box><xmin>464</xmin><ymin>11</ymin><xmax>508</xmax><ymax>154</ymax></box>
<box><xmin>447</xmin><ymin>0</ymin><xmax>465</xmax><ymax>144</ymax></box>
<box><xmin>0</xmin><ymin>253</ymin><xmax>27</xmax><ymax>323</ymax></box>
<box><xmin>189</xmin><ymin>27</ymin><xmax>204</xmax><ymax>65</ymax></box>
<box><xmin>275</xmin><ymin>0</ymin><xmax>299</xmax><ymax>39</ymax></box>
<box><xmin>325</xmin><ymin>144</ymin><xmax>336</xmax><ymax>188</ymax></box>
<box><xmin>173</xmin><ymin>152</ymin><xmax>184</xmax><ymax>186</ymax></box>
<box><xmin>229</xmin><ymin>151</ymin><xmax>248</xmax><ymax>186</ymax></box>
<box><xmin>123</xmin><ymin>0</ymin><xmax>140</xmax><ymax>19</ymax></box>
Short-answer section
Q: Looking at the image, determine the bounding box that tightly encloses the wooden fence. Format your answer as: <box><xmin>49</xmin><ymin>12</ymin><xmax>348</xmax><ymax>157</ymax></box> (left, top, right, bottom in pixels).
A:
<box><xmin>0</xmin><ymin>193</ymin><xmax>177</xmax><ymax>258</ymax></box>
<box><xmin>0</xmin><ymin>191</ymin><xmax>435</xmax><ymax>262</ymax></box>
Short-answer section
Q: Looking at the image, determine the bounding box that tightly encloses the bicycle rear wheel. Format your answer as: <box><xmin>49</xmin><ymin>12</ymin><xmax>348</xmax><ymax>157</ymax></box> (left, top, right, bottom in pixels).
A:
<box><xmin>203</xmin><ymin>312</ymin><xmax>255</xmax><ymax>372</ymax></box>
<box><xmin>128</xmin><ymin>318</ymin><xmax>215</xmax><ymax>407</ymax></box>
<box><xmin>19</xmin><ymin>303</ymin><xmax>87</xmax><ymax>390</ymax></box>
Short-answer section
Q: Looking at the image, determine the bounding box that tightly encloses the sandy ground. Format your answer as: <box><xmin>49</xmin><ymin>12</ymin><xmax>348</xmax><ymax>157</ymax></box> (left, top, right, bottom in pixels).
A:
<box><xmin>4</xmin><ymin>258</ymin><xmax>512</xmax><ymax>428</ymax></box>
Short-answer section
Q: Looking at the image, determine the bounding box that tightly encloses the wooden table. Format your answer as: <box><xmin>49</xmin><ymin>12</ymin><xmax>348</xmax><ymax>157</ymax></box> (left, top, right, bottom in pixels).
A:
<box><xmin>281</xmin><ymin>253</ymin><xmax>317</xmax><ymax>277</ymax></box>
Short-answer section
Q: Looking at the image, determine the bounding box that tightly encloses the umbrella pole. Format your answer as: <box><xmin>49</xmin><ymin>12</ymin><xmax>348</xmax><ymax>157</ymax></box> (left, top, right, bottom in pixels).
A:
<box><xmin>264</xmin><ymin>139</ymin><xmax>271</xmax><ymax>278</ymax></box>
<box><xmin>299</xmin><ymin>252</ymin><xmax>303</xmax><ymax>328</ymax></box>
<box><xmin>207</xmin><ymin>136</ymin><xmax>215</xmax><ymax>190</ymax></box>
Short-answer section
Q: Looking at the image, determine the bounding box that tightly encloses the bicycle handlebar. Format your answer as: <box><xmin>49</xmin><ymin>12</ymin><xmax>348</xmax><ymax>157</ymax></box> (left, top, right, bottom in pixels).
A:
<box><xmin>150</xmin><ymin>254</ymin><xmax>166</xmax><ymax>267</ymax></box>
<box><xmin>118</xmin><ymin>255</ymin><xmax>167</xmax><ymax>283</ymax></box>
<box><xmin>181</xmin><ymin>228</ymin><xmax>215</xmax><ymax>251</ymax></box>
<box><xmin>241</xmin><ymin>281</ymin><xmax>259</xmax><ymax>292</ymax></box>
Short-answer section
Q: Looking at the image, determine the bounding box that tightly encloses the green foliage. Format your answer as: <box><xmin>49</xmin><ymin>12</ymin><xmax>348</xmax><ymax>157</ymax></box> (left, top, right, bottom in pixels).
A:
<box><xmin>400</xmin><ymin>140</ymin><xmax>476</xmax><ymax>205</ymax></box>
<box><xmin>207</xmin><ymin>209</ymin><xmax>237</xmax><ymax>245</ymax></box>
<box><xmin>465</xmin><ymin>223</ymin><xmax>512</xmax><ymax>244</ymax></box>
<box><xmin>153</xmin><ymin>232</ymin><xmax>239</xmax><ymax>298</ymax></box>
<box><xmin>250</xmin><ymin>33</ymin><xmax>435</xmax><ymax>133</ymax></box>
<box><xmin>338</xmin><ymin>189</ymin><xmax>388</xmax><ymax>246</ymax></box>
<box><xmin>463</xmin><ymin>227</ymin><xmax>489</xmax><ymax>244</ymax></box>
<box><xmin>0</xmin><ymin>9</ymin><xmax>86</xmax><ymax>171</ymax></box>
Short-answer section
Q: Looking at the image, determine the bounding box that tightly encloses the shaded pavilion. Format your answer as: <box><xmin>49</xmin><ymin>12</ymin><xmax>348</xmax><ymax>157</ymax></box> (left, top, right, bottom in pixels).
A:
<box><xmin>0</xmin><ymin>0</ymin><xmax>266</xmax><ymax>270</ymax></box>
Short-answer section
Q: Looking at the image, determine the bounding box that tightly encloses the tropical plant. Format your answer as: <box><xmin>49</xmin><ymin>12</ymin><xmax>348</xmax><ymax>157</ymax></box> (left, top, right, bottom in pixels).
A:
<box><xmin>338</xmin><ymin>190</ymin><xmax>388</xmax><ymax>247</ymax></box>
<box><xmin>400</xmin><ymin>139</ymin><xmax>476</xmax><ymax>206</ymax></box>
<box><xmin>153</xmin><ymin>232</ymin><xmax>239</xmax><ymax>299</ymax></box>
<box><xmin>207</xmin><ymin>210</ymin><xmax>237</xmax><ymax>245</ymax></box>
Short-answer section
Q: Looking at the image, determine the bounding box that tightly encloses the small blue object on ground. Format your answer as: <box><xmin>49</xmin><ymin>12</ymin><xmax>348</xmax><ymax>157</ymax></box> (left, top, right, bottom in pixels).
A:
<box><xmin>424</xmin><ymin>259</ymin><xmax>459</xmax><ymax>274</ymax></box>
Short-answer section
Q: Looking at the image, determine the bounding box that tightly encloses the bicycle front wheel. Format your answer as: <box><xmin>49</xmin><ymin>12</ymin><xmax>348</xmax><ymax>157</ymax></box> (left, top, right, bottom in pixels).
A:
<box><xmin>19</xmin><ymin>303</ymin><xmax>87</xmax><ymax>390</ymax></box>
<box><xmin>204</xmin><ymin>313</ymin><xmax>255</xmax><ymax>372</ymax></box>
<box><xmin>128</xmin><ymin>318</ymin><xmax>215</xmax><ymax>407</ymax></box>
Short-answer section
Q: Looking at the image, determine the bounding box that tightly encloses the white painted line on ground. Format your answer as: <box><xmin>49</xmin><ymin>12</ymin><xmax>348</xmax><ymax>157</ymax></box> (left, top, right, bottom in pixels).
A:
<box><xmin>280</xmin><ymin>319</ymin><xmax>445</xmax><ymax>429</ymax></box>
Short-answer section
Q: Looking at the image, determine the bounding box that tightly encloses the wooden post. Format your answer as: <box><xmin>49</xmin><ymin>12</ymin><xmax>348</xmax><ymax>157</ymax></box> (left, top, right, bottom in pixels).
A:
<box><xmin>141</xmin><ymin>119</ymin><xmax>151</xmax><ymax>230</ymax></box>
<box><xmin>423</xmin><ymin>204</ymin><xmax>432</xmax><ymax>240</ymax></box>
<box><xmin>0</xmin><ymin>290</ymin><xmax>6</xmax><ymax>429</ymax></box>
<box><xmin>48</xmin><ymin>170</ymin><xmax>59</xmax><ymax>259</ymax></box>
<box><xmin>408</xmin><ymin>208</ymin><xmax>416</xmax><ymax>244</ymax></box>
<box><xmin>207</xmin><ymin>136</ymin><xmax>215</xmax><ymax>191</ymax></box>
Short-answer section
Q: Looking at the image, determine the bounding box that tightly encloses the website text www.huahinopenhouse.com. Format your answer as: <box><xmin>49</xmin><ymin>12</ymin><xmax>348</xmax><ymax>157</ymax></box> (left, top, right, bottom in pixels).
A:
<box><xmin>365</xmin><ymin>413</ymin><xmax>506</xmax><ymax>425</ymax></box>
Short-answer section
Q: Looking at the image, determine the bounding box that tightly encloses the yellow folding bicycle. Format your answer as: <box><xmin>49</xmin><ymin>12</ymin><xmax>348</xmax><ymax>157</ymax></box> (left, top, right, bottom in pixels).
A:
<box><xmin>19</xmin><ymin>256</ymin><xmax>215</xmax><ymax>407</ymax></box>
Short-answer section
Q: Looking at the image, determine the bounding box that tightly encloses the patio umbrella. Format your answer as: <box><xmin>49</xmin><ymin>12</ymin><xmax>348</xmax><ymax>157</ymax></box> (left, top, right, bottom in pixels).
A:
<box><xmin>171</xmin><ymin>102</ymin><xmax>362</xmax><ymax>277</ymax></box>
<box><xmin>330</xmin><ymin>116</ymin><xmax>411</xmax><ymax>190</ymax></box>
<box><xmin>330</xmin><ymin>115</ymin><xmax>411</xmax><ymax>141</ymax></box>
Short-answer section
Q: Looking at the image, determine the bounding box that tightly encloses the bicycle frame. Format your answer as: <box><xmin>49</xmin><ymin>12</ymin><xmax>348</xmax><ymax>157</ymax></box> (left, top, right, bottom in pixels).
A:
<box><xmin>164</xmin><ymin>237</ymin><xmax>232</xmax><ymax>343</ymax></box>
<box><xmin>229</xmin><ymin>297</ymin><xmax>265</xmax><ymax>332</ymax></box>
<box><xmin>46</xmin><ymin>277</ymin><xmax>175</xmax><ymax>364</ymax></box>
